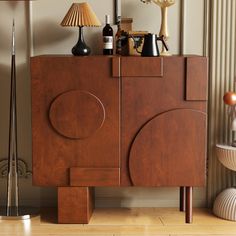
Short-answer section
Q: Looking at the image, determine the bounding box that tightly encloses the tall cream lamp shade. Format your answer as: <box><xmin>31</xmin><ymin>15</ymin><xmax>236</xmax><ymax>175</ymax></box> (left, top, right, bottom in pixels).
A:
<box><xmin>61</xmin><ymin>2</ymin><xmax>101</xmax><ymax>56</ymax></box>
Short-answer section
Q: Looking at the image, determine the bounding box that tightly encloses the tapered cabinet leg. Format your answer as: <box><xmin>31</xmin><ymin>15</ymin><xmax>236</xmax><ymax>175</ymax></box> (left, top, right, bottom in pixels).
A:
<box><xmin>180</xmin><ymin>186</ymin><xmax>186</xmax><ymax>212</ymax></box>
<box><xmin>58</xmin><ymin>186</ymin><xmax>94</xmax><ymax>224</ymax></box>
<box><xmin>185</xmin><ymin>186</ymin><xmax>193</xmax><ymax>224</ymax></box>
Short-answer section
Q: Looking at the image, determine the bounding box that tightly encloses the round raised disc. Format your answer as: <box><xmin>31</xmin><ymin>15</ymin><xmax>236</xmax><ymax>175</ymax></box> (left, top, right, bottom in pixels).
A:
<box><xmin>49</xmin><ymin>90</ymin><xmax>105</xmax><ymax>139</ymax></box>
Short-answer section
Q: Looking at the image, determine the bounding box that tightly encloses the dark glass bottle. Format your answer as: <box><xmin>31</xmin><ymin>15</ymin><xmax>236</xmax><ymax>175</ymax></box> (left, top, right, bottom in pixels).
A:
<box><xmin>115</xmin><ymin>21</ymin><xmax>122</xmax><ymax>55</ymax></box>
<box><xmin>103</xmin><ymin>15</ymin><xmax>113</xmax><ymax>55</ymax></box>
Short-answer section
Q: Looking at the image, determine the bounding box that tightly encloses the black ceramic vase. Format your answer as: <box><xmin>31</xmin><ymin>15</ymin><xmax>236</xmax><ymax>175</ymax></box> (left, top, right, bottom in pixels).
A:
<box><xmin>72</xmin><ymin>26</ymin><xmax>91</xmax><ymax>56</ymax></box>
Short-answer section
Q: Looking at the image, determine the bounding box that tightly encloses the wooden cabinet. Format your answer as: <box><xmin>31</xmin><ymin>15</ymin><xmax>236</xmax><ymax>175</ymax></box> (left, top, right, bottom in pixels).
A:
<box><xmin>31</xmin><ymin>55</ymin><xmax>208</xmax><ymax>224</ymax></box>
<box><xmin>31</xmin><ymin>56</ymin><xmax>120</xmax><ymax>187</ymax></box>
<box><xmin>121</xmin><ymin>57</ymin><xmax>207</xmax><ymax>186</ymax></box>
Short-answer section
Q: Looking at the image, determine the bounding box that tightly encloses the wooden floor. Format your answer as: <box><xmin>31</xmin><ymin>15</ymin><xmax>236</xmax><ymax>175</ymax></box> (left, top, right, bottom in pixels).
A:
<box><xmin>0</xmin><ymin>208</ymin><xmax>236</xmax><ymax>236</ymax></box>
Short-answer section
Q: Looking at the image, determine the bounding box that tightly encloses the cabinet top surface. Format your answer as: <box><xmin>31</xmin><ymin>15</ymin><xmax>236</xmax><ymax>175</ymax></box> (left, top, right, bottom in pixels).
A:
<box><xmin>31</xmin><ymin>54</ymin><xmax>207</xmax><ymax>59</ymax></box>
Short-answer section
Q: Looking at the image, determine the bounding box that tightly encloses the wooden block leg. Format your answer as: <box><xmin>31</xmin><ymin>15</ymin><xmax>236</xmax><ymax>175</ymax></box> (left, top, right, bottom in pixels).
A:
<box><xmin>58</xmin><ymin>187</ymin><xmax>94</xmax><ymax>224</ymax></box>
<box><xmin>185</xmin><ymin>186</ymin><xmax>193</xmax><ymax>224</ymax></box>
<box><xmin>180</xmin><ymin>186</ymin><xmax>186</xmax><ymax>212</ymax></box>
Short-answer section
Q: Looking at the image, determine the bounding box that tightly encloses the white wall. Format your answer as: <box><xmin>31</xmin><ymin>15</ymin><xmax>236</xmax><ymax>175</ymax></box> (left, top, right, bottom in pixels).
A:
<box><xmin>0</xmin><ymin>0</ymin><xmax>206</xmax><ymax>208</ymax></box>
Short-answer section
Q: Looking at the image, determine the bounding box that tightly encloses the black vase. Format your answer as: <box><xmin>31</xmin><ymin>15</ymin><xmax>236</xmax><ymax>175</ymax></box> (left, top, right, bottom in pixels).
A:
<box><xmin>72</xmin><ymin>26</ymin><xmax>91</xmax><ymax>56</ymax></box>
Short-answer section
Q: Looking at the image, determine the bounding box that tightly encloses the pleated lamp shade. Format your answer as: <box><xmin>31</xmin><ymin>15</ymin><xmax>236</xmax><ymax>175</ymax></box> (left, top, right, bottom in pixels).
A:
<box><xmin>61</xmin><ymin>2</ymin><xmax>101</xmax><ymax>56</ymax></box>
<box><xmin>61</xmin><ymin>2</ymin><xmax>101</xmax><ymax>27</ymax></box>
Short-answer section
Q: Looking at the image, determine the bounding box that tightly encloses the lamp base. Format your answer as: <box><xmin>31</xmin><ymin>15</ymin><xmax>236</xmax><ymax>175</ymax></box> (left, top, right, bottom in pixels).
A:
<box><xmin>0</xmin><ymin>207</ymin><xmax>38</xmax><ymax>220</ymax></box>
<box><xmin>0</xmin><ymin>215</ymin><xmax>30</xmax><ymax>220</ymax></box>
<box><xmin>72</xmin><ymin>40</ymin><xmax>91</xmax><ymax>56</ymax></box>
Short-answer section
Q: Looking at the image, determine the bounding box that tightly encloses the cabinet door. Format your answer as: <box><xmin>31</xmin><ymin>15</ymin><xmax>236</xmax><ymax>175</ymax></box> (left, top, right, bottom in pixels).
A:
<box><xmin>129</xmin><ymin>109</ymin><xmax>207</xmax><ymax>187</ymax></box>
<box><xmin>121</xmin><ymin>56</ymin><xmax>208</xmax><ymax>186</ymax></box>
<box><xmin>31</xmin><ymin>56</ymin><xmax>120</xmax><ymax>186</ymax></box>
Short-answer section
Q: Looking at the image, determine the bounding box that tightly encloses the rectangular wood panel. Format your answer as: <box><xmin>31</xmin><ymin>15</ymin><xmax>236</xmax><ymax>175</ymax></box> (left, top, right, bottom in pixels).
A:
<box><xmin>186</xmin><ymin>57</ymin><xmax>208</xmax><ymax>101</ymax></box>
<box><xmin>70</xmin><ymin>168</ymin><xmax>120</xmax><ymax>186</ymax></box>
<box><xmin>121</xmin><ymin>57</ymin><xmax>163</xmax><ymax>77</ymax></box>
<box><xmin>112</xmin><ymin>57</ymin><xmax>120</xmax><ymax>77</ymax></box>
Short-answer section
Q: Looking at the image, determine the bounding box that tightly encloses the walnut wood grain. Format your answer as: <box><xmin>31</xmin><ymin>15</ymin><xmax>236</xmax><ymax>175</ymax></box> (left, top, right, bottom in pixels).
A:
<box><xmin>186</xmin><ymin>186</ymin><xmax>193</xmax><ymax>223</ymax></box>
<box><xmin>112</xmin><ymin>57</ymin><xmax>120</xmax><ymax>77</ymax></box>
<box><xmin>121</xmin><ymin>56</ymin><xmax>208</xmax><ymax>186</ymax></box>
<box><xmin>121</xmin><ymin>57</ymin><xmax>163</xmax><ymax>77</ymax></box>
<box><xmin>186</xmin><ymin>57</ymin><xmax>208</xmax><ymax>101</ymax></box>
<box><xmin>70</xmin><ymin>168</ymin><xmax>120</xmax><ymax>186</ymax></box>
<box><xmin>129</xmin><ymin>109</ymin><xmax>207</xmax><ymax>187</ymax></box>
<box><xmin>31</xmin><ymin>56</ymin><xmax>120</xmax><ymax>186</ymax></box>
<box><xmin>49</xmin><ymin>90</ymin><xmax>105</xmax><ymax>139</ymax></box>
<box><xmin>58</xmin><ymin>187</ymin><xmax>94</xmax><ymax>224</ymax></box>
<box><xmin>31</xmin><ymin>55</ymin><xmax>208</xmax><ymax>224</ymax></box>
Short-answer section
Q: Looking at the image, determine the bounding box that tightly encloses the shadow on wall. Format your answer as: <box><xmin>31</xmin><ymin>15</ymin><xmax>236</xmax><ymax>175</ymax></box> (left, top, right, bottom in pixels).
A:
<box><xmin>7</xmin><ymin>1</ymin><xmax>19</xmax><ymax>9</ymax></box>
<box><xmin>16</xmin><ymin>63</ymin><xmax>32</xmax><ymax>167</ymax></box>
<box><xmin>0</xmin><ymin>26</ymin><xmax>10</xmax><ymax>53</ymax></box>
<box><xmin>34</xmin><ymin>19</ymin><xmax>74</xmax><ymax>49</ymax></box>
<box><xmin>0</xmin><ymin>64</ymin><xmax>10</xmax><ymax>158</ymax></box>
<box><xmin>33</xmin><ymin>18</ymin><xmax>104</xmax><ymax>55</ymax></box>
<box><xmin>86</xmin><ymin>27</ymin><xmax>103</xmax><ymax>55</ymax></box>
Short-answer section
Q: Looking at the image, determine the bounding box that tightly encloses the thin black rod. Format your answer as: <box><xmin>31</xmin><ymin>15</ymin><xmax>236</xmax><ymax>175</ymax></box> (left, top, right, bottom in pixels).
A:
<box><xmin>6</xmin><ymin>19</ymin><xmax>19</xmax><ymax>217</ymax></box>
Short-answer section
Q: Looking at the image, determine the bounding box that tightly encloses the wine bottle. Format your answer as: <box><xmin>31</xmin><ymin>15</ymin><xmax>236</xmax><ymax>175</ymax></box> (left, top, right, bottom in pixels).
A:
<box><xmin>103</xmin><ymin>15</ymin><xmax>113</xmax><ymax>55</ymax></box>
<box><xmin>115</xmin><ymin>21</ymin><xmax>122</xmax><ymax>55</ymax></box>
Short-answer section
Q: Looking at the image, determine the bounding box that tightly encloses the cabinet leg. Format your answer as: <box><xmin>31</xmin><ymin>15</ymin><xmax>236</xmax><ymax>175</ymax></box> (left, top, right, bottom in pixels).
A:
<box><xmin>180</xmin><ymin>186</ymin><xmax>186</xmax><ymax>212</ymax></box>
<box><xmin>185</xmin><ymin>186</ymin><xmax>193</xmax><ymax>224</ymax></box>
<box><xmin>58</xmin><ymin>186</ymin><xmax>94</xmax><ymax>224</ymax></box>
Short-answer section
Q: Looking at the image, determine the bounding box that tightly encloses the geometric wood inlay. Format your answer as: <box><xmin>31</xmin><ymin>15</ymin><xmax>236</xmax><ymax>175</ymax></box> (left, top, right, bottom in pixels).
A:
<box><xmin>129</xmin><ymin>109</ymin><xmax>207</xmax><ymax>187</ymax></box>
<box><xmin>49</xmin><ymin>90</ymin><xmax>105</xmax><ymax>139</ymax></box>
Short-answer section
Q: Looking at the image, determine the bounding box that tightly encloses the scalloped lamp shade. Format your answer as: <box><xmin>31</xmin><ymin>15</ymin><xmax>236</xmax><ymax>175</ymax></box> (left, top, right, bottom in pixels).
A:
<box><xmin>61</xmin><ymin>2</ymin><xmax>101</xmax><ymax>56</ymax></box>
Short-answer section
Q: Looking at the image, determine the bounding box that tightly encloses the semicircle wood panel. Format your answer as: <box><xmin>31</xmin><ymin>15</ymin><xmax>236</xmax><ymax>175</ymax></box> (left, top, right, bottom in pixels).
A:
<box><xmin>129</xmin><ymin>109</ymin><xmax>207</xmax><ymax>187</ymax></box>
<box><xmin>49</xmin><ymin>90</ymin><xmax>105</xmax><ymax>139</ymax></box>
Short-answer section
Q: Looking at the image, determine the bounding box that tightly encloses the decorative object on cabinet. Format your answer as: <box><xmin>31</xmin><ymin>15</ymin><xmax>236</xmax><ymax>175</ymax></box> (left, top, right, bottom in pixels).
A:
<box><xmin>115</xmin><ymin>30</ymin><xmax>129</xmax><ymax>56</ymax></box>
<box><xmin>61</xmin><ymin>2</ymin><xmax>101</xmax><ymax>56</ymax></box>
<box><xmin>214</xmin><ymin>145</ymin><xmax>236</xmax><ymax>221</ymax></box>
<box><xmin>31</xmin><ymin>55</ymin><xmax>208</xmax><ymax>224</ymax></box>
<box><xmin>115</xmin><ymin>18</ymin><xmax>133</xmax><ymax>55</ymax></box>
<box><xmin>140</xmin><ymin>0</ymin><xmax>175</xmax><ymax>56</ymax></box>
<box><xmin>0</xmin><ymin>20</ymin><xmax>30</xmax><ymax>220</ymax></box>
<box><xmin>128</xmin><ymin>31</ymin><xmax>148</xmax><ymax>56</ymax></box>
<box><xmin>121</xmin><ymin>18</ymin><xmax>133</xmax><ymax>32</ymax></box>
<box><xmin>131</xmin><ymin>33</ymin><xmax>168</xmax><ymax>57</ymax></box>
<box><xmin>103</xmin><ymin>15</ymin><xmax>114</xmax><ymax>55</ymax></box>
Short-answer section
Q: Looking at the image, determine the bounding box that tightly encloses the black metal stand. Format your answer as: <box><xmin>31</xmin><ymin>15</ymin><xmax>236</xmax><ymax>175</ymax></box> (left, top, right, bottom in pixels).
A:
<box><xmin>0</xmin><ymin>20</ymin><xmax>33</xmax><ymax>221</ymax></box>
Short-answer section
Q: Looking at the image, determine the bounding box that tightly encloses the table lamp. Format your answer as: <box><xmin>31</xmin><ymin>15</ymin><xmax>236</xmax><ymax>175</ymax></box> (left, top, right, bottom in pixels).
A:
<box><xmin>61</xmin><ymin>2</ymin><xmax>101</xmax><ymax>56</ymax></box>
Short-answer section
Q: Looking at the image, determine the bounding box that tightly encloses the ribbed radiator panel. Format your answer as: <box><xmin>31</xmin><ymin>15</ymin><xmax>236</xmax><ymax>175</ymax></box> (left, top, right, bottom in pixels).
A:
<box><xmin>207</xmin><ymin>0</ymin><xmax>236</xmax><ymax>206</ymax></box>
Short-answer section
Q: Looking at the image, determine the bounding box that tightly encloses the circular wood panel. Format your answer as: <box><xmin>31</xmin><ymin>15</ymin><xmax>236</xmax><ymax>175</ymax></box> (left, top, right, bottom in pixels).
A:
<box><xmin>129</xmin><ymin>109</ymin><xmax>206</xmax><ymax>186</ymax></box>
<box><xmin>49</xmin><ymin>90</ymin><xmax>105</xmax><ymax>139</ymax></box>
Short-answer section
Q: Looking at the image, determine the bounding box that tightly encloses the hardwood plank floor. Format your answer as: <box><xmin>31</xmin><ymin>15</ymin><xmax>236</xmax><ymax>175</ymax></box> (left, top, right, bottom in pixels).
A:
<box><xmin>0</xmin><ymin>208</ymin><xmax>236</xmax><ymax>236</ymax></box>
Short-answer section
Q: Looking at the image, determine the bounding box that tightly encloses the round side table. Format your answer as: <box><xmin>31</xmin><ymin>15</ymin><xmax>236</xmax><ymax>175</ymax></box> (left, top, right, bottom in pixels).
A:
<box><xmin>213</xmin><ymin>144</ymin><xmax>236</xmax><ymax>221</ymax></box>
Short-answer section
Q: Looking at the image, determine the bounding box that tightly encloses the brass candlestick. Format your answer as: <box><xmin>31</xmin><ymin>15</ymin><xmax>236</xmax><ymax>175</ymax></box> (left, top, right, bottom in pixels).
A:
<box><xmin>153</xmin><ymin>0</ymin><xmax>175</xmax><ymax>56</ymax></box>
